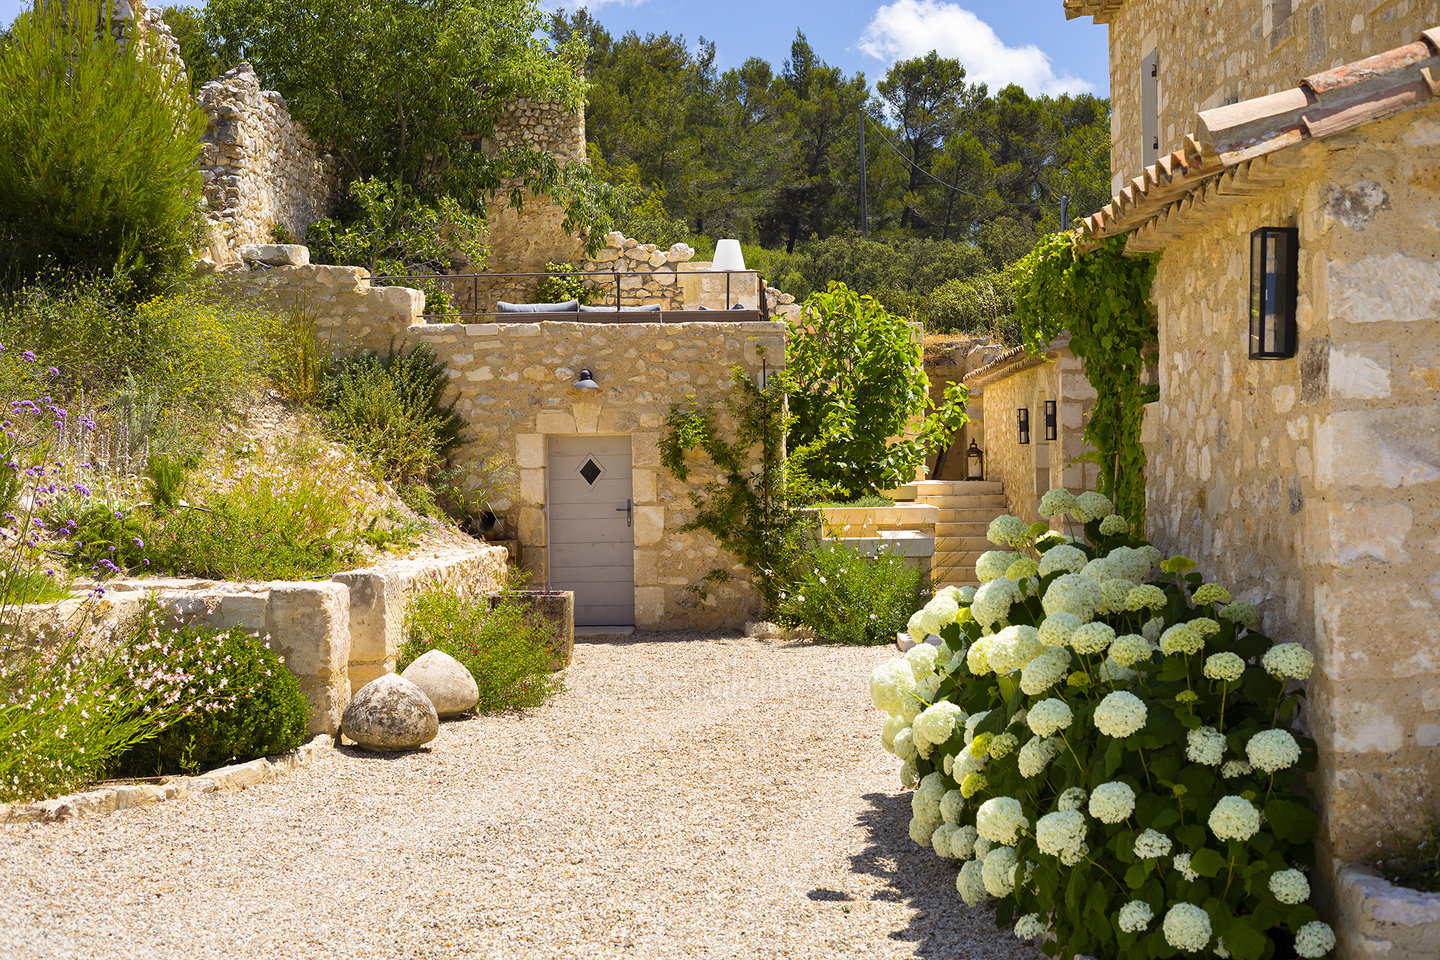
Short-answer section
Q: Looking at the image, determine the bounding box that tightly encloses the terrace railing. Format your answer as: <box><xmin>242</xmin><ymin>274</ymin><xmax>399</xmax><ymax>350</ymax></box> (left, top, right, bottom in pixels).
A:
<box><xmin>368</xmin><ymin>268</ymin><xmax>772</xmax><ymax>322</ymax></box>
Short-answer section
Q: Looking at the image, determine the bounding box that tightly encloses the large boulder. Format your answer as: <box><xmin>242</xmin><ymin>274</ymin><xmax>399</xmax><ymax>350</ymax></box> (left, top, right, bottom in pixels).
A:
<box><xmin>237</xmin><ymin>243</ymin><xmax>310</xmax><ymax>267</ymax></box>
<box><xmin>340</xmin><ymin>674</ymin><xmax>438</xmax><ymax>752</ymax></box>
<box><xmin>400</xmin><ymin>650</ymin><xmax>479</xmax><ymax>719</ymax></box>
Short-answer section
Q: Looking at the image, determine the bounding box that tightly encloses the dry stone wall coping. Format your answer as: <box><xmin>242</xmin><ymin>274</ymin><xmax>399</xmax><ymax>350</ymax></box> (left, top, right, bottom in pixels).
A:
<box><xmin>1334</xmin><ymin>866</ymin><xmax>1440</xmax><ymax>960</ymax></box>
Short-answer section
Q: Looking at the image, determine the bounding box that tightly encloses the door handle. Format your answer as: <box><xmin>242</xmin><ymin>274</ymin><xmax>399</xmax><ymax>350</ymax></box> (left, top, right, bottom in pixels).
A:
<box><xmin>615</xmin><ymin>498</ymin><xmax>632</xmax><ymax>527</ymax></box>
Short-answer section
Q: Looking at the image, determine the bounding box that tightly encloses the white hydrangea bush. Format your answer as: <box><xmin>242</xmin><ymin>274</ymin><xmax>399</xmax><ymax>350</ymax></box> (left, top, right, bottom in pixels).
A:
<box><xmin>866</xmin><ymin>489</ymin><xmax>1330</xmax><ymax>960</ymax></box>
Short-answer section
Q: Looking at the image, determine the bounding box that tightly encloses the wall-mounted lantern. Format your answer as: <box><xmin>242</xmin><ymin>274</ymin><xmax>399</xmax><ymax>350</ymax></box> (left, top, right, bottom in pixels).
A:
<box><xmin>966</xmin><ymin>440</ymin><xmax>985</xmax><ymax>481</ymax></box>
<box><xmin>574</xmin><ymin>368</ymin><xmax>599</xmax><ymax>389</ymax></box>
<box><xmin>1249</xmin><ymin>226</ymin><xmax>1299</xmax><ymax>359</ymax></box>
<box><xmin>1044</xmin><ymin>400</ymin><xmax>1058</xmax><ymax>442</ymax></box>
<box><xmin>1017</xmin><ymin>407</ymin><xmax>1031</xmax><ymax>445</ymax></box>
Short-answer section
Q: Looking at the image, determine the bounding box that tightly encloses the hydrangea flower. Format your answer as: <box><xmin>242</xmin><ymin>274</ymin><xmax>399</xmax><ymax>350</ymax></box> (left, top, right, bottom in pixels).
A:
<box><xmin>1088</xmin><ymin>781</ymin><xmax>1136</xmax><ymax>823</ymax></box>
<box><xmin>906</xmin><ymin>609</ymin><xmax>928</xmax><ymax>641</ymax></box>
<box><xmin>1173</xmin><ymin>852</ymin><xmax>1198</xmax><ymax>882</ymax></box>
<box><xmin>976</xmin><ymin>796</ymin><xmax>1028</xmax><ymax>845</ymax></box>
<box><xmin>1036</xmin><ymin>809</ymin><xmax>1089</xmax><ymax>865</ymax></box>
<box><xmin>1005</xmin><ymin>556</ymin><xmax>1039</xmax><ymax>580</ymax></box>
<box><xmin>1159</xmin><ymin>622</ymin><xmax>1204</xmax><ymax>656</ymax></box>
<box><xmin>1017</xmin><ymin>735</ymin><xmax>1061</xmax><ymax>778</ymax></box>
<box><xmin>987</xmin><ymin>515</ymin><xmax>1030</xmax><ymax>548</ymax></box>
<box><xmin>1072</xmin><ymin>490</ymin><xmax>1115</xmax><ymax>522</ymax></box>
<box><xmin>1080</xmin><ymin>555</ymin><xmax>1121</xmax><ymax>582</ymax></box>
<box><xmin>974</xmin><ymin>836</ymin><xmax>993</xmax><ymax>861</ymax></box>
<box><xmin>1037</xmin><ymin>544</ymin><xmax>1089</xmax><ymax>577</ymax></box>
<box><xmin>987</xmin><ymin>625</ymin><xmax>1043</xmax><ymax>674</ymax></box>
<box><xmin>906</xmin><ymin>641</ymin><xmax>942</xmax><ymax>677</ymax></box>
<box><xmin>956</xmin><ymin>859</ymin><xmax>989</xmax><ymax>904</ymax></box>
<box><xmin>909</xmin><ymin>816</ymin><xmax>939</xmax><ymax>847</ymax></box>
<box><xmin>870</xmin><ymin>658</ymin><xmax>917</xmax><ymax>714</ymax></box>
<box><xmin>1133</xmin><ymin>828</ymin><xmax>1172</xmax><ymax>859</ymax></box>
<box><xmin>1162</xmin><ymin>903</ymin><xmax>1211</xmax><ymax>952</ymax></box>
<box><xmin>976</xmin><ymin>550</ymin><xmax>1019</xmax><ymax>583</ymax></box>
<box><xmin>1142</xmin><ymin>617</ymin><xmax>1162</xmax><ymax>643</ymax></box>
<box><xmin>1099</xmin><ymin>577</ymin><xmax>1136</xmax><ymax>614</ymax></box>
<box><xmin>913</xmin><ymin>701</ymin><xmax>964</xmax><ymax>750</ymax></box>
<box><xmin>1117</xmin><ymin>900</ymin><xmax>1153</xmax><ymax>933</ymax></box>
<box><xmin>940</xmin><ymin>789</ymin><xmax>965</xmax><ymax>824</ymax></box>
<box><xmin>1269</xmin><ymin>868</ymin><xmax>1309</xmax><ymax>905</ymax></box>
<box><xmin>1209</xmin><ymin>795</ymin><xmax>1261</xmax><ymax>841</ymax></box>
<box><xmin>1186</xmin><ymin>726</ymin><xmax>1226</xmax><ymax>766</ymax></box>
<box><xmin>900</xmin><ymin>758</ymin><xmax>919</xmax><ymax>788</ymax></box>
<box><xmin>1027</xmin><ymin>698</ymin><xmax>1074</xmax><ymax>737</ymax></box>
<box><xmin>912</xmin><ymin>772</ymin><xmax>947</xmax><ymax>822</ymax></box>
<box><xmin>1247</xmin><ymin>728</ymin><xmax>1301</xmax><ymax>773</ymax></box>
<box><xmin>1192</xmin><ymin>583</ymin><xmax>1231</xmax><ymax>605</ymax></box>
<box><xmin>1099</xmin><ymin>657</ymin><xmax>1137</xmax><ymax>685</ymax></box>
<box><xmin>1099</xmin><ymin>513</ymin><xmax>1129</xmax><ymax>535</ymax></box>
<box><xmin>1094</xmin><ymin>691</ymin><xmax>1148</xmax><ymax>738</ymax></box>
<box><xmin>1020</xmin><ymin>647</ymin><xmax>1071</xmax><ymax>696</ymax></box>
<box><xmin>1294</xmin><ymin>921</ymin><xmax>1335</xmax><ymax>958</ymax></box>
<box><xmin>893</xmin><ymin>727</ymin><xmax>918</xmax><ymax>762</ymax></box>
<box><xmin>1038</xmin><ymin>612</ymin><xmax>1081</xmax><ymax>648</ymax></box>
<box><xmin>949</xmin><ymin>824</ymin><xmax>978</xmax><ymax>860</ymax></box>
<box><xmin>1070</xmin><ymin>621</ymin><xmax>1116</xmax><ymax>655</ymax></box>
<box><xmin>1013</xmin><ymin>913</ymin><xmax>1047</xmax><ymax>941</ymax></box>
<box><xmin>881</xmin><ymin>714</ymin><xmax>907</xmax><ymax>753</ymax></box>
<box><xmin>970</xmin><ymin>732</ymin><xmax>995</xmax><ymax>759</ymax></box>
<box><xmin>1221</xmin><ymin>759</ymin><xmax>1253</xmax><ymax>779</ymax></box>
<box><xmin>1038</xmin><ymin>488</ymin><xmax>1078</xmax><ymax>518</ymax></box>
<box><xmin>1108</xmin><ymin>634</ymin><xmax>1153</xmax><ymax>667</ymax></box>
<box><xmin>1057</xmin><ymin>787</ymin><xmax>1087</xmax><ymax>811</ymax></box>
<box><xmin>1263</xmin><ymin>643</ymin><xmax>1314</xmax><ymax>680</ymax></box>
<box><xmin>964</xmin><ymin>710</ymin><xmax>991</xmax><ymax>743</ymax></box>
<box><xmin>966</xmin><ymin>636</ymin><xmax>993</xmax><ymax>675</ymax></box>
<box><xmin>1042</xmin><ymin>574</ymin><xmax>1102</xmax><ymax>620</ymax></box>
<box><xmin>1203</xmin><ymin>651</ymin><xmax>1245</xmax><ymax>683</ymax></box>
<box><xmin>1108</xmin><ymin>545</ymin><xmax>1156</xmax><ymax>582</ymax></box>
<box><xmin>918</xmin><ymin>596</ymin><xmax>960</xmax><ymax>637</ymax></box>
<box><xmin>960</xmin><ymin>772</ymin><xmax>987</xmax><ymax>798</ymax></box>
<box><xmin>981</xmin><ymin>846</ymin><xmax>1018</xmax><ymax>897</ymax></box>
<box><xmin>1126</xmin><ymin>584</ymin><xmax>1167</xmax><ymax>611</ymax></box>
<box><xmin>971</xmin><ymin>578</ymin><xmax>1020</xmax><ymax>629</ymax></box>
<box><xmin>1218</xmin><ymin>600</ymin><xmax>1261</xmax><ymax>629</ymax></box>
<box><xmin>957</xmin><ymin>585</ymin><xmax>977</xmax><ymax>605</ymax></box>
<box><xmin>988</xmin><ymin>732</ymin><xmax>1019</xmax><ymax>758</ymax></box>
<box><xmin>931</xmin><ymin>822</ymin><xmax>959</xmax><ymax>858</ymax></box>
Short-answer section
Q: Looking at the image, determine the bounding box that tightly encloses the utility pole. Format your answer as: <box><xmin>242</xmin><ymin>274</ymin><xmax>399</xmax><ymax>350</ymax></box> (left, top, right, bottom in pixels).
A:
<box><xmin>1060</xmin><ymin>195</ymin><xmax>1069</xmax><ymax>232</ymax></box>
<box><xmin>859</xmin><ymin>112</ymin><xmax>868</xmax><ymax>238</ymax></box>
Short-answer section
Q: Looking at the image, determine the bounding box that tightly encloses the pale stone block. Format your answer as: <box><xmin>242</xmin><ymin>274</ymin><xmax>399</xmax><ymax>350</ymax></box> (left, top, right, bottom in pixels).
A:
<box><xmin>1315</xmin><ymin>407</ymin><xmax>1440</xmax><ymax>489</ymax></box>
<box><xmin>1330</xmin><ymin>343</ymin><xmax>1392</xmax><ymax>399</ymax></box>
<box><xmin>1416</xmin><ymin>724</ymin><xmax>1440</xmax><ymax>747</ymax></box>
<box><xmin>518</xmin><ymin>507</ymin><xmax>545</xmax><ymax>543</ymax></box>
<box><xmin>1328</xmin><ymin>697</ymin><xmax>1405</xmax><ymax>752</ymax></box>
<box><xmin>572</xmin><ymin>400</ymin><xmax>601</xmax><ymax>433</ymax></box>
<box><xmin>1330</xmin><ymin>253</ymin><xmax>1440</xmax><ymax>323</ymax></box>
<box><xmin>515</xmin><ymin>433</ymin><xmax>544</xmax><ymax>469</ymax></box>
<box><xmin>1272</xmin><ymin>384</ymin><xmax>1296</xmax><ymax>413</ymax></box>
<box><xmin>520</xmin><ymin>468</ymin><xmax>545</xmax><ymax>503</ymax></box>
<box><xmin>535</xmin><ymin>409</ymin><xmax>576</xmax><ymax>434</ymax></box>
<box><xmin>1314</xmin><ymin>581</ymin><xmax>1440</xmax><ymax>680</ymax></box>
<box><xmin>1327</xmin><ymin>500</ymin><xmax>1412</xmax><ymax>565</ymax></box>
<box><xmin>633</xmin><ymin>505</ymin><xmax>664</xmax><ymax>546</ymax></box>
<box><xmin>635</xmin><ymin>586</ymin><xmax>666</xmax><ymax>627</ymax></box>
<box><xmin>632</xmin><ymin>432</ymin><xmax>662</xmax><ymax>466</ymax></box>
<box><xmin>264</xmin><ymin>582</ymin><xmax>351</xmax><ymax>735</ymax></box>
<box><xmin>330</xmin><ymin>569</ymin><xmax>402</xmax><ymax>665</ymax></box>
<box><xmin>632</xmin><ymin>467</ymin><xmax>657</xmax><ymax>503</ymax></box>
<box><xmin>463</xmin><ymin>324</ymin><xmax>500</xmax><ymax>336</ymax></box>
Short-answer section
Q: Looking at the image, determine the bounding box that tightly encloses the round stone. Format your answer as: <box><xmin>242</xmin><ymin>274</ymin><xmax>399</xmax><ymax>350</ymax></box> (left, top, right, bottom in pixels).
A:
<box><xmin>341</xmin><ymin>674</ymin><xmax>439</xmax><ymax>752</ymax></box>
<box><xmin>400</xmin><ymin>650</ymin><xmax>479</xmax><ymax>719</ymax></box>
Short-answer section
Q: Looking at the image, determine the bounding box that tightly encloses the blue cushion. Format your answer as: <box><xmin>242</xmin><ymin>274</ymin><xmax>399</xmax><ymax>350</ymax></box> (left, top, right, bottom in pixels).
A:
<box><xmin>578</xmin><ymin>303</ymin><xmax>663</xmax><ymax>313</ymax></box>
<box><xmin>496</xmin><ymin>299</ymin><xmax>579</xmax><ymax>313</ymax></box>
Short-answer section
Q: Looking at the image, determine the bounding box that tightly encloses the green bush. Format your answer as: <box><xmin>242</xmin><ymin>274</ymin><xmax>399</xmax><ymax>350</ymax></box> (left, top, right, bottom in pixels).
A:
<box><xmin>775</xmin><ymin>543</ymin><xmax>926</xmax><ymax>646</ymax></box>
<box><xmin>0</xmin><ymin>0</ymin><xmax>207</xmax><ymax>297</ymax></box>
<box><xmin>68</xmin><ymin>504</ymin><xmax>152</xmax><ymax>576</ymax></box>
<box><xmin>116</xmin><ymin>620</ymin><xmax>309</xmax><ymax>775</ymax></box>
<box><xmin>535</xmin><ymin>262</ymin><xmax>600</xmax><ymax>306</ymax></box>
<box><xmin>320</xmin><ymin>345</ymin><xmax>461</xmax><ymax>485</ymax></box>
<box><xmin>399</xmin><ymin>587</ymin><xmax>564</xmax><ymax>712</ymax></box>
<box><xmin>916</xmin><ymin>272</ymin><xmax>1022</xmax><ymax>344</ymax></box>
<box><xmin>771</xmin><ymin>236</ymin><xmax>989</xmax><ymax>310</ymax></box>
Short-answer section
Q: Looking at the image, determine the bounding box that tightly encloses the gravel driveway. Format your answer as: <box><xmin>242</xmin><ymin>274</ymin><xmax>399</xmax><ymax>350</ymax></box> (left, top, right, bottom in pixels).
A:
<box><xmin>0</xmin><ymin>634</ymin><xmax>1038</xmax><ymax>960</ymax></box>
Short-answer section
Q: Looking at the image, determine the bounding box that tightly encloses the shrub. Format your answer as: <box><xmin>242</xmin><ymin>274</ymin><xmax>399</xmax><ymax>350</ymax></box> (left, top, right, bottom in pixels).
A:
<box><xmin>270</xmin><ymin>305</ymin><xmax>327</xmax><ymax>406</ymax></box>
<box><xmin>870</xmin><ymin>488</ymin><xmax>1331</xmax><ymax>960</ymax></box>
<box><xmin>0</xmin><ymin>0</ymin><xmax>206</xmax><ymax>297</ymax></box>
<box><xmin>115</xmin><ymin>618</ymin><xmax>309</xmax><ymax>776</ymax></box>
<box><xmin>916</xmin><ymin>272</ymin><xmax>1021</xmax><ymax>344</ymax></box>
<box><xmin>775</xmin><ymin>543</ymin><xmax>926</xmax><ymax>646</ymax></box>
<box><xmin>400</xmin><ymin>586</ymin><xmax>564</xmax><ymax>712</ymax></box>
<box><xmin>535</xmin><ymin>262</ymin><xmax>600</xmax><ymax>306</ymax></box>
<box><xmin>320</xmin><ymin>345</ymin><xmax>461</xmax><ymax>485</ymax></box>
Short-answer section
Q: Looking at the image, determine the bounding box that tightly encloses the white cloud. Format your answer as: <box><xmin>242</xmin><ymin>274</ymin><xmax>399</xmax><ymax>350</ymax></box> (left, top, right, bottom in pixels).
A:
<box><xmin>546</xmin><ymin>0</ymin><xmax>651</xmax><ymax>11</ymax></box>
<box><xmin>858</xmin><ymin>0</ymin><xmax>1095</xmax><ymax>96</ymax></box>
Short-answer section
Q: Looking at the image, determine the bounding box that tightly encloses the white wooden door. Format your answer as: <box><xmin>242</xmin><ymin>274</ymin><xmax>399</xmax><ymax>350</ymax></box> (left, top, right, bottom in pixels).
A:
<box><xmin>547</xmin><ymin>435</ymin><xmax>635</xmax><ymax>626</ymax></box>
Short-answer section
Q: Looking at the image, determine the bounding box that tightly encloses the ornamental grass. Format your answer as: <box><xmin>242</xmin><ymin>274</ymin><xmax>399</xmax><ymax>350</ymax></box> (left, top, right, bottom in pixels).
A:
<box><xmin>871</xmin><ymin>488</ymin><xmax>1333</xmax><ymax>960</ymax></box>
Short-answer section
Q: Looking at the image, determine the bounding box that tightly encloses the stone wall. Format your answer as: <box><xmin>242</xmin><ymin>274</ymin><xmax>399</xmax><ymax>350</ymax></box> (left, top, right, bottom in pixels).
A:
<box><xmin>197</xmin><ymin>64</ymin><xmax>341</xmax><ymax>260</ymax></box>
<box><xmin>228</xmin><ymin>261</ymin><xmax>422</xmax><ymax>355</ymax></box>
<box><xmin>1140</xmin><ymin>107</ymin><xmax>1440</xmax><ymax>903</ymax></box>
<box><xmin>922</xmin><ymin>337</ymin><xmax>1009</xmax><ymax>480</ymax></box>
<box><xmin>1101</xmin><ymin>0</ymin><xmax>1440</xmax><ymax>193</ymax></box>
<box><xmin>963</xmin><ymin>339</ymin><xmax>1099</xmax><ymax>521</ymax></box>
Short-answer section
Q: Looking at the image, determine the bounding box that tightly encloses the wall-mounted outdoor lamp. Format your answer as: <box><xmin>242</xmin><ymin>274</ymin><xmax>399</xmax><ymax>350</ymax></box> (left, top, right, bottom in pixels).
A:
<box><xmin>966</xmin><ymin>440</ymin><xmax>985</xmax><ymax>481</ymax></box>
<box><xmin>1017</xmin><ymin>407</ymin><xmax>1031</xmax><ymax>445</ymax></box>
<box><xmin>1249</xmin><ymin>226</ymin><xmax>1299</xmax><ymax>359</ymax></box>
<box><xmin>574</xmin><ymin>368</ymin><xmax>599</xmax><ymax>389</ymax></box>
<box><xmin>1044</xmin><ymin>400</ymin><xmax>1058</xmax><ymax>442</ymax></box>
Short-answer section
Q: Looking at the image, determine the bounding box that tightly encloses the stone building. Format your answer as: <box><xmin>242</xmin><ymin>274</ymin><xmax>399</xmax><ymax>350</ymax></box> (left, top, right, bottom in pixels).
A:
<box><xmin>1066</xmin><ymin>1</ymin><xmax>1440</xmax><ymax>953</ymax></box>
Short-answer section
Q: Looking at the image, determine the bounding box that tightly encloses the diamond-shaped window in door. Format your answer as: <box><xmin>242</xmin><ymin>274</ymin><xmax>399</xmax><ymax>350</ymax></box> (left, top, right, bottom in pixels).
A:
<box><xmin>578</xmin><ymin>457</ymin><xmax>605</xmax><ymax>486</ymax></box>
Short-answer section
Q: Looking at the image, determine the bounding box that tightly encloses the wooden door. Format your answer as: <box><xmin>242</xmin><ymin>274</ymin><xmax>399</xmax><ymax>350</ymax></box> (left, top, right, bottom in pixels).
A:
<box><xmin>547</xmin><ymin>435</ymin><xmax>636</xmax><ymax>626</ymax></box>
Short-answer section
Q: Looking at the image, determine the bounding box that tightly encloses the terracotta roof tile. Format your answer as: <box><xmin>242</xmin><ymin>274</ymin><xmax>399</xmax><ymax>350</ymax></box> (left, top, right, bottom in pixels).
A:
<box><xmin>1078</xmin><ymin>29</ymin><xmax>1440</xmax><ymax>249</ymax></box>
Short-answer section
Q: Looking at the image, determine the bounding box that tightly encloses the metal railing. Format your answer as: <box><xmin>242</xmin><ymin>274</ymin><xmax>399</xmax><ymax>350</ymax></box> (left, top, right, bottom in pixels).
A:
<box><xmin>367</xmin><ymin>267</ymin><xmax>771</xmax><ymax>321</ymax></box>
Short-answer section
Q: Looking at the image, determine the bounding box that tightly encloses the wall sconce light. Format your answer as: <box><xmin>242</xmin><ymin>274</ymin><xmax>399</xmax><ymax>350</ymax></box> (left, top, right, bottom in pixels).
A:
<box><xmin>1044</xmin><ymin>400</ymin><xmax>1057</xmax><ymax>442</ymax></box>
<box><xmin>1249</xmin><ymin>226</ymin><xmax>1299</xmax><ymax>359</ymax></box>
<box><xmin>966</xmin><ymin>440</ymin><xmax>985</xmax><ymax>480</ymax></box>
<box><xmin>574</xmin><ymin>368</ymin><xmax>599</xmax><ymax>389</ymax></box>
<box><xmin>1017</xmin><ymin>407</ymin><xmax>1031</xmax><ymax>445</ymax></box>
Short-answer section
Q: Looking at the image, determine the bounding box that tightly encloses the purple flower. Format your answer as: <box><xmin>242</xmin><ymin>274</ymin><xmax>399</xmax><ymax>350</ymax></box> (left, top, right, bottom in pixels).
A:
<box><xmin>21</xmin><ymin>351</ymin><xmax>34</xmax><ymax>362</ymax></box>
<box><xmin>47</xmin><ymin>367</ymin><xmax>58</xmax><ymax>377</ymax></box>
<box><xmin>132</xmin><ymin>537</ymin><xmax>144</xmax><ymax>547</ymax></box>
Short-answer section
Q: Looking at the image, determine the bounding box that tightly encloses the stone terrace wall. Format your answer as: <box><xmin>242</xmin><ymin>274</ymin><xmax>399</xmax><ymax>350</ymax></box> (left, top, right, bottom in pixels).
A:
<box><xmin>1141</xmin><ymin>107</ymin><xmax>1440</xmax><ymax>889</ymax></box>
<box><xmin>198</xmin><ymin>64</ymin><xmax>341</xmax><ymax>260</ymax></box>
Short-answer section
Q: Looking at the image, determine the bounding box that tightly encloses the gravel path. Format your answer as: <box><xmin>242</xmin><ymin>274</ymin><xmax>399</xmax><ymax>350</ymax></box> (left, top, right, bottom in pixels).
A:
<box><xmin>0</xmin><ymin>634</ymin><xmax>1038</xmax><ymax>960</ymax></box>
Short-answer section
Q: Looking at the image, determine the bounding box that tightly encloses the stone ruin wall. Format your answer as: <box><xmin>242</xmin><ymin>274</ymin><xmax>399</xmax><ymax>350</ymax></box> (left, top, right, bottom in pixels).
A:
<box><xmin>197</xmin><ymin>64</ymin><xmax>341</xmax><ymax>262</ymax></box>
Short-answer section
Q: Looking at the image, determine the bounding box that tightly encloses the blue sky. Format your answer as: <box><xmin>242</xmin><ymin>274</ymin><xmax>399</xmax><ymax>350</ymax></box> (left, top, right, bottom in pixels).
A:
<box><xmin>1</xmin><ymin>0</ymin><xmax>1111</xmax><ymax>99</ymax></box>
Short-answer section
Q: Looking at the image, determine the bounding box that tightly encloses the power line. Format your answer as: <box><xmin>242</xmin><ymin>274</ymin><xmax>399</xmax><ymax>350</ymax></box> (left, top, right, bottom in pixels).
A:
<box><xmin>862</xmin><ymin>113</ymin><xmax>1064</xmax><ymax>210</ymax></box>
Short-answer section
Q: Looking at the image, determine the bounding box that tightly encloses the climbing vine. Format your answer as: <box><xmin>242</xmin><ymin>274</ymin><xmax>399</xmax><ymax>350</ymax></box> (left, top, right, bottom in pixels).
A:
<box><xmin>1012</xmin><ymin>233</ymin><xmax>1158</xmax><ymax>523</ymax></box>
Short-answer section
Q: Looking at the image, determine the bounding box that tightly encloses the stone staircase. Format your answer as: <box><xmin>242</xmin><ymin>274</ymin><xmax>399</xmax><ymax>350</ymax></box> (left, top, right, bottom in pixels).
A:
<box><xmin>887</xmin><ymin>480</ymin><xmax>1010</xmax><ymax>587</ymax></box>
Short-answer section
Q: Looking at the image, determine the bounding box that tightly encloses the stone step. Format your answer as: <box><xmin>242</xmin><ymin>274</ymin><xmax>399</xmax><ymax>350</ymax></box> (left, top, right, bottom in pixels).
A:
<box><xmin>910</xmin><ymin>479</ymin><xmax>1005</xmax><ymax>497</ymax></box>
<box><xmin>934</xmin><ymin>523</ymin><xmax>993</xmax><ymax>540</ymax></box>
<box><xmin>918</xmin><ymin>494</ymin><xmax>1011</xmax><ymax>510</ymax></box>
<box><xmin>885</xmin><ymin>483</ymin><xmax>919</xmax><ymax>502</ymax></box>
<box><xmin>937</xmin><ymin>507</ymin><xmax>1006</xmax><ymax>524</ymax></box>
<box><xmin>934</xmin><ymin>537</ymin><xmax>993</xmax><ymax>554</ymax></box>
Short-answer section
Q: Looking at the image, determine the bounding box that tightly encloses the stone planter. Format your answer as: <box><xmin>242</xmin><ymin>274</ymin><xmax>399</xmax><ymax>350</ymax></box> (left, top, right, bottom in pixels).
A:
<box><xmin>488</xmin><ymin>589</ymin><xmax>574</xmax><ymax>670</ymax></box>
<box><xmin>1335</xmin><ymin>865</ymin><xmax>1440</xmax><ymax>959</ymax></box>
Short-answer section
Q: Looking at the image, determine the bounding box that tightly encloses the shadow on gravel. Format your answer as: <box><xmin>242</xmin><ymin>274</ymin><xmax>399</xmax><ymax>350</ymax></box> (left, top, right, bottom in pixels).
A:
<box><xmin>848</xmin><ymin>791</ymin><xmax>1039</xmax><ymax>960</ymax></box>
<box><xmin>333</xmin><ymin>744</ymin><xmax>433</xmax><ymax>761</ymax></box>
<box><xmin>575</xmin><ymin>631</ymin><xmax>748</xmax><ymax>647</ymax></box>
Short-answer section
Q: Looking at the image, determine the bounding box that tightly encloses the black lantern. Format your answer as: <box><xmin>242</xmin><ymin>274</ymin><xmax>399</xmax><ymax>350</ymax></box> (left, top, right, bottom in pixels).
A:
<box><xmin>1017</xmin><ymin>407</ymin><xmax>1031</xmax><ymax>445</ymax></box>
<box><xmin>1249</xmin><ymin>226</ymin><xmax>1299</xmax><ymax>359</ymax></box>
<box><xmin>966</xmin><ymin>440</ymin><xmax>985</xmax><ymax>480</ymax></box>
<box><xmin>1044</xmin><ymin>400</ymin><xmax>1058</xmax><ymax>442</ymax></box>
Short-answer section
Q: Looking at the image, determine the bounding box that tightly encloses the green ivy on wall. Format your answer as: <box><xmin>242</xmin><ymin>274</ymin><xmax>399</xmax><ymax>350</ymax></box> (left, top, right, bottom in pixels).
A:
<box><xmin>1012</xmin><ymin>233</ymin><xmax>1158</xmax><ymax>523</ymax></box>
